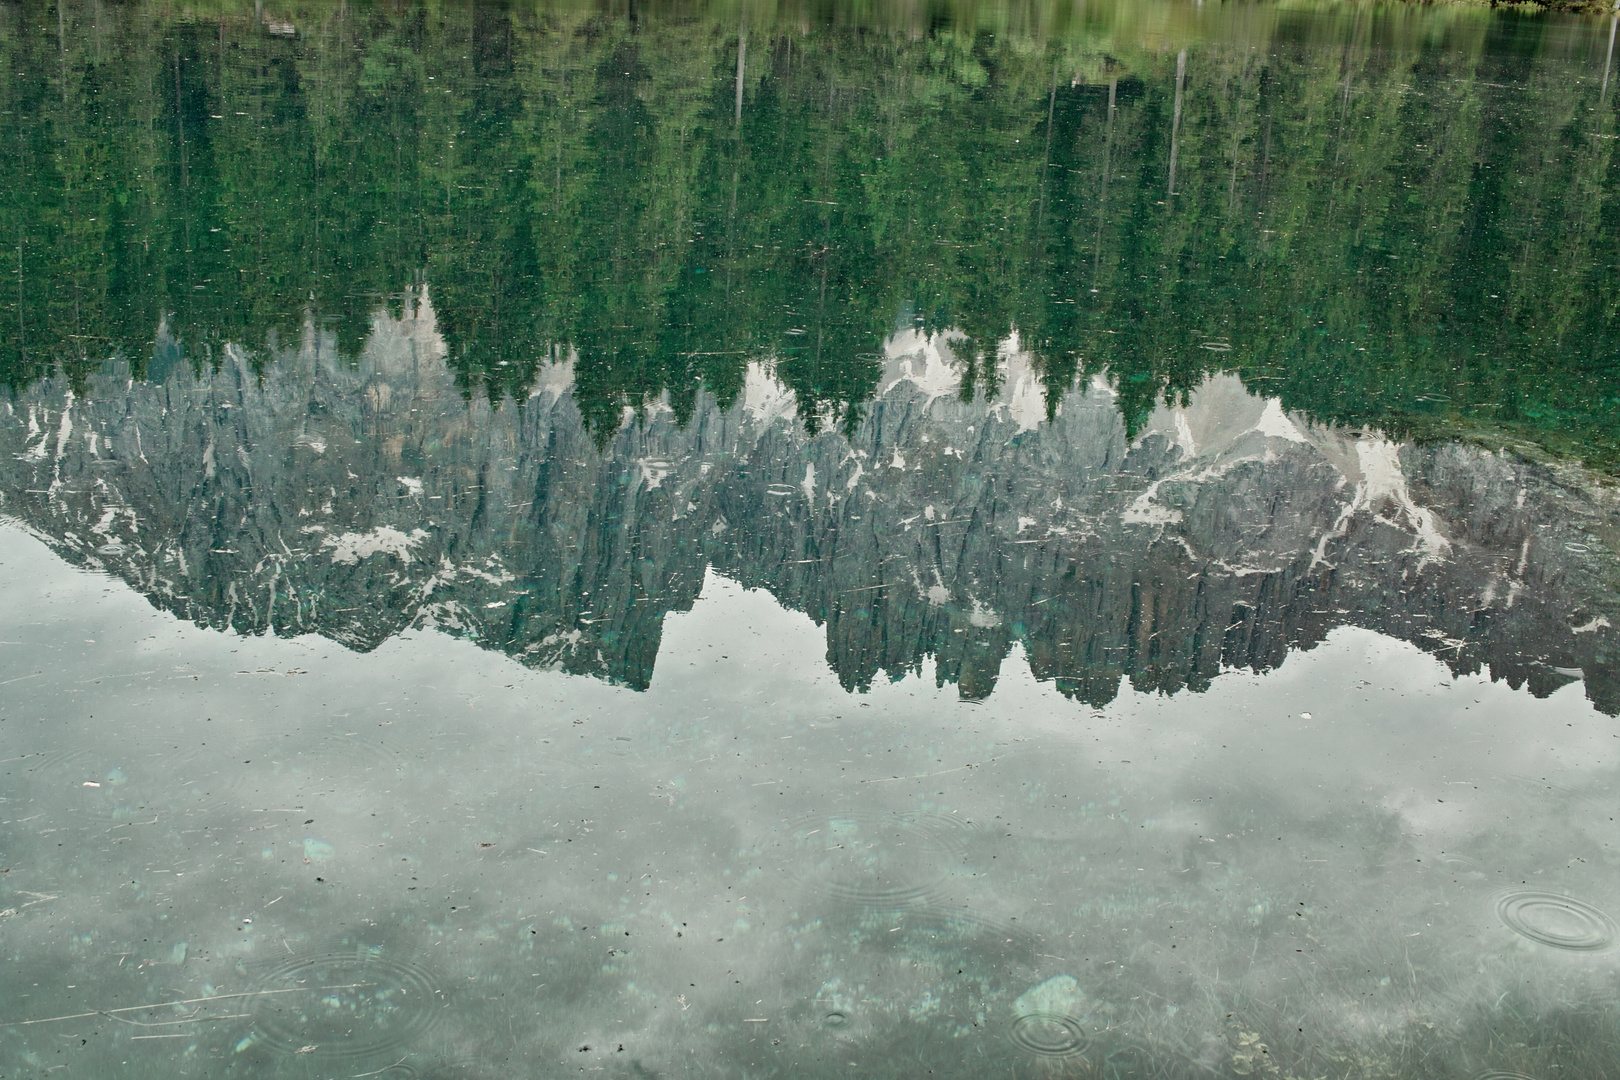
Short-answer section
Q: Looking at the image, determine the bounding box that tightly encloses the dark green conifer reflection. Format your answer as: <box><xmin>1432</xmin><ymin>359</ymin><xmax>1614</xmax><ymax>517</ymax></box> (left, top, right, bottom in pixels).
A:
<box><xmin>4</xmin><ymin>0</ymin><xmax>1620</xmax><ymax>464</ymax></box>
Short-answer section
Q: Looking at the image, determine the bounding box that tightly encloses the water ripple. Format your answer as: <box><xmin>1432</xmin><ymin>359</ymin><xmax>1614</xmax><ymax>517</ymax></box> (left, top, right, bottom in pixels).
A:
<box><xmin>247</xmin><ymin>943</ymin><xmax>442</xmax><ymax>1060</ymax></box>
<box><xmin>775</xmin><ymin>809</ymin><xmax>972</xmax><ymax>909</ymax></box>
<box><xmin>1008</xmin><ymin>1012</ymin><xmax>1089</xmax><ymax>1057</ymax></box>
<box><xmin>1495</xmin><ymin>890</ymin><xmax>1616</xmax><ymax>952</ymax></box>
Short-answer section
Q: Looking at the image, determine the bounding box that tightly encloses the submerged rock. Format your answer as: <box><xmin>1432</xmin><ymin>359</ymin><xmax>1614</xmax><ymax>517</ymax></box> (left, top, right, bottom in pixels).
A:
<box><xmin>1014</xmin><ymin>974</ymin><xmax>1084</xmax><ymax>1018</ymax></box>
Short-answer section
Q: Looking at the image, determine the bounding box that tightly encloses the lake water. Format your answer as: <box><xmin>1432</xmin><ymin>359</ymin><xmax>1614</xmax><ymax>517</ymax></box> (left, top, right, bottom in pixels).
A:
<box><xmin>3</xmin><ymin>1</ymin><xmax>1620</xmax><ymax>1077</ymax></box>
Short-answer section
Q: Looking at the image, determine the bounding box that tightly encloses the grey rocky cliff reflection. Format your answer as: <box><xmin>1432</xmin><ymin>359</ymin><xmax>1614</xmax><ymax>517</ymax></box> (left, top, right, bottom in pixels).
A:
<box><xmin>3</xmin><ymin>288</ymin><xmax>1617</xmax><ymax>712</ymax></box>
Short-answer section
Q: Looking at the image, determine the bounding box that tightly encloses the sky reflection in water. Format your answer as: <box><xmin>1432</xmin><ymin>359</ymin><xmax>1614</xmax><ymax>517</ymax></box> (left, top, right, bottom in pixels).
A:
<box><xmin>1</xmin><ymin>528</ymin><xmax>1616</xmax><ymax>1078</ymax></box>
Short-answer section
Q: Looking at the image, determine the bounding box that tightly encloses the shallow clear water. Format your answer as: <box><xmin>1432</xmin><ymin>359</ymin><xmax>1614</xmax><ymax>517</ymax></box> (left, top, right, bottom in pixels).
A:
<box><xmin>3</xmin><ymin>1</ymin><xmax>1620</xmax><ymax>1078</ymax></box>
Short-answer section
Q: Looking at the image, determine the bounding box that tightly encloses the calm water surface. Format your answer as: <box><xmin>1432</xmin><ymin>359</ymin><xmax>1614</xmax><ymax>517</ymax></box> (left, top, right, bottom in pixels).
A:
<box><xmin>3</xmin><ymin>1</ymin><xmax>1620</xmax><ymax>1077</ymax></box>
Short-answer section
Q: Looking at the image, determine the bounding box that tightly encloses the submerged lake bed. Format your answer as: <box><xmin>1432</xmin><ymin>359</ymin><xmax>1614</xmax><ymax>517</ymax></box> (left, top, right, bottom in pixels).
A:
<box><xmin>5</xmin><ymin>524</ymin><xmax>1618</xmax><ymax>1079</ymax></box>
<box><xmin>2</xmin><ymin>0</ymin><xmax>1620</xmax><ymax>1077</ymax></box>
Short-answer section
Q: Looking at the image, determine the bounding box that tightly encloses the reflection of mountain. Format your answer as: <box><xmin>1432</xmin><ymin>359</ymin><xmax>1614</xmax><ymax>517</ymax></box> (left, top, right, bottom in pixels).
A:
<box><xmin>4</xmin><ymin>293</ymin><xmax>1618</xmax><ymax>713</ymax></box>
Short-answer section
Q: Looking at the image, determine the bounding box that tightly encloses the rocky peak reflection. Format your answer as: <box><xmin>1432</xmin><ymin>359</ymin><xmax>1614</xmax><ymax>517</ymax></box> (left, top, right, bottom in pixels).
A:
<box><xmin>4</xmin><ymin>289</ymin><xmax>1616</xmax><ymax>714</ymax></box>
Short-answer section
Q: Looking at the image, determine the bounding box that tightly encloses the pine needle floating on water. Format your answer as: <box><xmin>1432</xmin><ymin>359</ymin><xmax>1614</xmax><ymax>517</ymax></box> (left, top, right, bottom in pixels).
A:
<box><xmin>0</xmin><ymin>984</ymin><xmax>375</xmax><ymax>1028</ymax></box>
<box><xmin>100</xmin><ymin>1007</ymin><xmax>251</xmax><ymax>1028</ymax></box>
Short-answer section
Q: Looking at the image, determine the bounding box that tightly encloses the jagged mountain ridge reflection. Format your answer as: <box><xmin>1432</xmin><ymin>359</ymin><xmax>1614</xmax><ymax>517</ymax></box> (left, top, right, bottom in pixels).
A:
<box><xmin>4</xmin><ymin>290</ymin><xmax>1616</xmax><ymax>713</ymax></box>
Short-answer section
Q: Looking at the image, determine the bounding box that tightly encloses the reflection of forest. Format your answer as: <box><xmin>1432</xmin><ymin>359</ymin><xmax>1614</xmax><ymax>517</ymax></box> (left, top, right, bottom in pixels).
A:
<box><xmin>5</xmin><ymin>0</ymin><xmax>1620</xmax><ymax>466</ymax></box>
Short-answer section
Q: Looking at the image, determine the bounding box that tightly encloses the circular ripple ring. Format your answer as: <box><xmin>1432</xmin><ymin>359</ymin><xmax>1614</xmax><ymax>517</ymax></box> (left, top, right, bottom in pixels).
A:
<box><xmin>249</xmin><ymin>949</ymin><xmax>442</xmax><ymax>1060</ymax></box>
<box><xmin>779</xmin><ymin>809</ymin><xmax>971</xmax><ymax>909</ymax></box>
<box><xmin>1495</xmin><ymin>891</ymin><xmax>1617</xmax><ymax>952</ymax></box>
<box><xmin>1008</xmin><ymin>1012</ymin><xmax>1088</xmax><ymax>1057</ymax></box>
